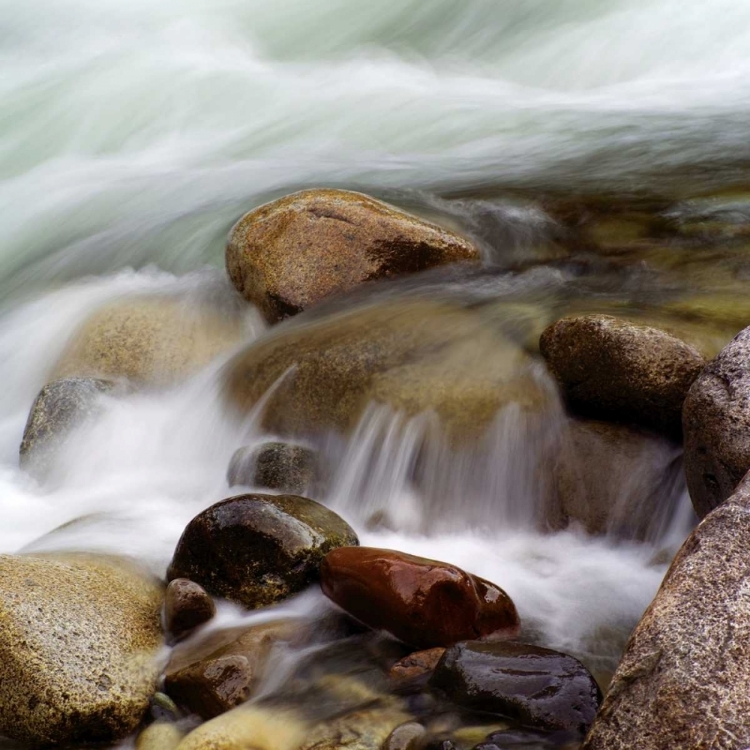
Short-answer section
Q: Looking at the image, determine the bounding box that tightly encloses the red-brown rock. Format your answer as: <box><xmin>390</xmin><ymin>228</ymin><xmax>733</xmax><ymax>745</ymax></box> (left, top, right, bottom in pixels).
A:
<box><xmin>388</xmin><ymin>647</ymin><xmax>446</xmax><ymax>692</ymax></box>
<box><xmin>164</xmin><ymin>579</ymin><xmax>216</xmax><ymax>642</ymax></box>
<box><xmin>320</xmin><ymin>547</ymin><xmax>519</xmax><ymax>649</ymax></box>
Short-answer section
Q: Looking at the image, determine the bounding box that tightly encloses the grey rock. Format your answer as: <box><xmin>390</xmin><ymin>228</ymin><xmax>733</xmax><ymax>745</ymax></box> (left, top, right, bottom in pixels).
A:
<box><xmin>227</xmin><ymin>441</ymin><xmax>318</xmax><ymax>494</ymax></box>
<box><xmin>683</xmin><ymin>325</ymin><xmax>750</xmax><ymax>518</ymax></box>
<box><xmin>584</xmin><ymin>473</ymin><xmax>750</xmax><ymax>750</ymax></box>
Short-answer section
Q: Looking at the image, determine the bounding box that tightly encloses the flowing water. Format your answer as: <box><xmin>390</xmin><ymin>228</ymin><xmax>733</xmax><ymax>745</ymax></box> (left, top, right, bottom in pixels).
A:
<box><xmin>2</xmin><ymin>0</ymin><xmax>750</xmax><ymax>746</ymax></box>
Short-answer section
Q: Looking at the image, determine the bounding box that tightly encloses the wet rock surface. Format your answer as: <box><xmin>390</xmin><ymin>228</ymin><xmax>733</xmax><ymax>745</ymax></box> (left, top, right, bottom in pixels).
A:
<box><xmin>430</xmin><ymin>641</ymin><xmax>601</xmax><ymax>735</ymax></box>
<box><xmin>19</xmin><ymin>376</ymin><xmax>116</xmax><ymax>479</ymax></box>
<box><xmin>551</xmin><ymin>418</ymin><xmax>685</xmax><ymax>539</ymax></box>
<box><xmin>474</xmin><ymin>727</ymin><xmax>580</xmax><ymax>749</ymax></box>
<box><xmin>168</xmin><ymin>493</ymin><xmax>358</xmax><ymax>608</ymax></box>
<box><xmin>164</xmin><ymin>578</ymin><xmax>216</xmax><ymax>642</ymax></box>
<box><xmin>226</xmin><ymin>189</ymin><xmax>480</xmax><ymax>323</ymax></box>
<box><xmin>0</xmin><ymin>553</ymin><xmax>163</xmax><ymax>747</ymax></box>
<box><xmin>383</xmin><ymin>720</ymin><xmax>427</xmax><ymax>749</ymax></box>
<box><xmin>683</xmin><ymin>324</ymin><xmax>750</xmax><ymax>518</ymax></box>
<box><xmin>320</xmin><ymin>547</ymin><xmax>519</xmax><ymax>648</ymax></box>
<box><xmin>165</xmin><ymin>620</ymin><xmax>298</xmax><ymax>718</ymax></box>
<box><xmin>540</xmin><ymin>314</ymin><xmax>704</xmax><ymax>438</ymax></box>
<box><xmin>53</xmin><ymin>295</ymin><xmax>245</xmax><ymax>387</ymax></box>
<box><xmin>583</xmin><ymin>474</ymin><xmax>750</xmax><ymax>750</ymax></box>
<box><xmin>224</xmin><ymin>298</ymin><xmax>552</xmax><ymax>444</ymax></box>
<box><xmin>227</xmin><ymin>441</ymin><xmax>318</xmax><ymax>494</ymax></box>
<box><xmin>388</xmin><ymin>648</ymin><xmax>447</xmax><ymax>692</ymax></box>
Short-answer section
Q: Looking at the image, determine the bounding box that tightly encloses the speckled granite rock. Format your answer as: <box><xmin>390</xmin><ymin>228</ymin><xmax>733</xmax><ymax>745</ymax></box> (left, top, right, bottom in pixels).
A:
<box><xmin>0</xmin><ymin>553</ymin><xmax>163</xmax><ymax>747</ymax></box>
<box><xmin>583</xmin><ymin>473</ymin><xmax>750</xmax><ymax>749</ymax></box>
<box><xmin>683</xmin><ymin>325</ymin><xmax>750</xmax><ymax>518</ymax></box>
<box><xmin>540</xmin><ymin>315</ymin><xmax>704</xmax><ymax>438</ymax></box>
<box><xmin>53</xmin><ymin>295</ymin><xmax>245</xmax><ymax>387</ymax></box>
<box><xmin>226</xmin><ymin>189</ymin><xmax>480</xmax><ymax>323</ymax></box>
<box><xmin>168</xmin><ymin>494</ymin><xmax>358</xmax><ymax>609</ymax></box>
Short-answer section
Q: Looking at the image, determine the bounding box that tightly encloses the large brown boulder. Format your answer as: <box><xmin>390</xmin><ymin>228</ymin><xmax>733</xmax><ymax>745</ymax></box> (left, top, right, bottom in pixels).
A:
<box><xmin>540</xmin><ymin>315</ymin><xmax>705</xmax><ymax>438</ymax></box>
<box><xmin>431</xmin><ymin>641</ymin><xmax>601</xmax><ymax>736</ymax></box>
<box><xmin>584</xmin><ymin>473</ymin><xmax>750</xmax><ymax>749</ymax></box>
<box><xmin>226</xmin><ymin>189</ymin><xmax>480</xmax><ymax>323</ymax></box>
<box><xmin>53</xmin><ymin>295</ymin><xmax>246</xmax><ymax>387</ymax></box>
<box><xmin>168</xmin><ymin>494</ymin><xmax>358</xmax><ymax>609</ymax></box>
<box><xmin>223</xmin><ymin>299</ymin><xmax>553</xmax><ymax>443</ymax></box>
<box><xmin>0</xmin><ymin>553</ymin><xmax>163</xmax><ymax>747</ymax></box>
<box><xmin>320</xmin><ymin>547</ymin><xmax>519</xmax><ymax>649</ymax></box>
<box><xmin>551</xmin><ymin>418</ymin><xmax>685</xmax><ymax>540</ymax></box>
<box><xmin>683</xmin><ymin>326</ymin><xmax>750</xmax><ymax>518</ymax></box>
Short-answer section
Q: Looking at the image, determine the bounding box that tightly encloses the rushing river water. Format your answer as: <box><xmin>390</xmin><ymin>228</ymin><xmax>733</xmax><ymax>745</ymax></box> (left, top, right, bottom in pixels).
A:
<box><xmin>2</xmin><ymin>0</ymin><xmax>750</xmax><ymax>747</ymax></box>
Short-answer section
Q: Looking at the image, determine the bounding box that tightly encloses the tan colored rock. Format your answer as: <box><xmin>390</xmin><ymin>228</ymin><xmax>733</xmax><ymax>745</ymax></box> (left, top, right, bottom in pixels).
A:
<box><xmin>164</xmin><ymin>620</ymin><xmax>298</xmax><ymax>718</ymax></box>
<box><xmin>176</xmin><ymin>705</ymin><xmax>307</xmax><ymax>750</ymax></box>
<box><xmin>0</xmin><ymin>553</ymin><xmax>163</xmax><ymax>747</ymax></box>
<box><xmin>551</xmin><ymin>419</ymin><xmax>684</xmax><ymax>540</ymax></box>
<box><xmin>583</xmin><ymin>474</ymin><xmax>750</xmax><ymax>750</ymax></box>
<box><xmin>683</xmin><ymin>325</ymin><xmax>750</xmax><ymax>518</ymax></box>
<box><xmin>223</xmin><ymin>299</ymin><xmax>553</xmax><ymax>443</ymax></box>
<box><xmin>298</xmin><ymin>705</ymin><xmax>412</xmax><ymax>750</ymax></box>
<box><xmin>136</xmin><ymin>722</ymin><xmax>185</xmax><ymax>750</ymax></box>
<box><xmin>540</xmin><ymin>314</ymin><xmax>705</xmax><ymax>438</ymax></box>
<box><xmin>226</xmin><ymin>189</ymin><xmax>480</xmax><ymax>323</ymax></box>
<box><xmin>53</xmin><ymin>296</ymin><xmax>245</xmax><ymax>387</ymax></box>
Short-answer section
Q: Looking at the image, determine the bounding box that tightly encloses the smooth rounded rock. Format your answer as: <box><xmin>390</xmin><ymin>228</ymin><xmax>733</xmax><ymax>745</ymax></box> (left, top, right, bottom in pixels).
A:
<box><xmin>226</xmin><ymin>189</ymin><xmax>480</xmax><ymax>323</ymax></box>
<box><xmin>388</xmin><ymin>648</ymin><xmax>446</xmax><ymax>692</ymax></box>
<box><xmin>0</xmin><ymin>553</ymin><xmax>163</xmax><ymax>747</ymax></box>
<box><xmin>164</xmin><ymin>579</ymin><xmax>216</xmax><ymax>642</ymax></box>
<box><xmin>19</xmin><ymin>377</ymin><xmax>116</xmax><ymax>480</ymax></box>
<box><xmin>430</xmin><ymin>641</ymin><xmax>601</xmax><ymax>736</ymax></box>
<box><xmin>540</xmin><ymin>315</ymin><xmax>705</xmax><ymax>438</ymax></box>
<box><xmin>683</xmin><ymin>325</ymin><xmax>750</xmax><ymax>518</ymax></box>
<box><xmin>298</xmin><ymin>705</ymin><xmax>412</xmax><ymax>750</ymax></box>
<box><xmin>224</xmin><ymin>299</ymin><xmax>552</xmax><ymax>444</ymax></box>
<box><xmin>227</xmin><ymin>441</ymin><xmax>318</xmax><ymax>494</ymax></box>
<box><xmin>168</xmin><ymin>494</ymin><xmax>358</xmax><ymax>609</ymax></box>
<box><xmin>136</xmin><ymin>722</ymin><xmax>185</xmax><ymax>750</ymax></box>
<box><xmin>164</xmin><ymin>620</ymin><xmax>297</xmax><ymax>719</ymax></box>
<box><xmin>551</xmin><ymin>418</ymin><xmax>685</xmax><ymax>540</ymax></box>
<box><xmin>54</xmin><ymin>295</ymin><xmax>245</xmax><ymax>387</ymax></box>
<box><xmin>474</xmin><ymin>727</ymin><xmax>579</xmax><ymax>749</ymax></box>
<box><xmin>383</xmin><ymin>721</ymin><xmax>427</xmax><ymax>750</ymax></box>
<box><xmin>320</xmin><ymin>547</ymin><xmax>520</xmax><ymax>649</ymax></box>
<box><xmin>583</xmin><ymin>474</ymin><xmax>750</xmax><ymax>750</ymax></box>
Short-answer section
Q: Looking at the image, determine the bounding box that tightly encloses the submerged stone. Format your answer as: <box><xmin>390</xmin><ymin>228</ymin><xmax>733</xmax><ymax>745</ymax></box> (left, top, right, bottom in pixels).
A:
<box><xmin>0</xmin><ymin>553</ymin><xmax>163</xmax><ymax>747</ymax></box>
<box><xmin>540</xmin><ymin>314</ymin><xmax>704</xmax><ymax>438</ymax></box>
<box><xmin>320</xmin><ymin>547</ymin><xmax>520</xmax><ymax>649</ymax></box>
<box><xmin>53</xmin><ymin>295</ymin><xmax>245</xmax><ymax>387</ymax></box>
<box><xmin>164</xmin><ymin>620</ymin><xmax>298</xmax><ymax>718</ymax></box>
<box><xmin>430</xmin><ymin>641</ymin><xmax>601</xmax><ymax>736</ymax></box>
<box><xmin>226</xmin><ymin>188</ymin><xmax>480</xmax><ymax>323</ymax></box>
<box><xmin>19</xmin><ymin>376</ymin><xmax>116</xmax><ymax>480</ymax></box>
<box><xmin>227</xmin><ymin>441</ymin><xmax>318</xmax><ymax>494</ymax></box>
<box><xmin>167</xmin><ymin>494</ymin><xmax>358</xmax><ymax>609</ymax></box>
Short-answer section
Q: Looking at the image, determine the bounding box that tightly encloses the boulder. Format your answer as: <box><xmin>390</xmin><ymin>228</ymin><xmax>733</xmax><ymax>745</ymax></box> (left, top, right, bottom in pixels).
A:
<box><xmin>583</xmin><ymin>474</ymin><xmax>750</xmax><ymax>750</ymax></box>
<box><xmin>0</xmin><ymin>553</ymin><xmax>163</xmax><ymax>747</ymax></box>
<box><xmin>320</xmin><ymin>547</ymin><xmax>519</xmax><ymax>649</ymax></box>
<box><xmin>19</xmin><ymin>377</ymin><xmax>116</xmax><ymax>480</ymax></box>
<box><xmin>168</xmin><ymin>494</ymin><xmax>358</xmax><ymax>609</ymax></box>
<box><xmin>175</xmin><ymin>706</ymin><xmax>307</xmax><ymax>750</ymax></box>
<box><xmin>551</xmin><ymin>418</ymin><xmax>684</xmax><ymax>540</ymax></box>
<box><xmin>683</xmin><ymin>325</ymin><xmax>750</xmax><ymax>518</ymax></box>
<box><xmin>53</xmin><ymin>295</ymin><xmax>245</xmax><ymax>387</ymax></box>
<box><xmin>430</xmin><ymin>642</ymin><xmax>601</xmax><ymax>736</ymax></box>
<box><xmin>227</xmin><ymin>441</ymin><xmax>318</xmax><ymax>494</ymax></box>
<box><xmin>164</xmin><ymin>579</ymin><xmax>216</xmax><ymax>642</ymax></box>
<box><xmin>223</xmin><ymin>299</ymin><xmax>553</xmax><ymax>443</ymax></box>
<box><xmin>539</xmin><ymin>315</ymin><xmax>705</xmax><ymax>438</ymax></box>
<box><xmin>164</xmin><ymin>620</ymin><xmax>298</xmax><ymax>718</ymax></box>
<box><xmin>226</xmin><ymin>189</ymin><xmax>480</xmax><ymax>323</ymax></box>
